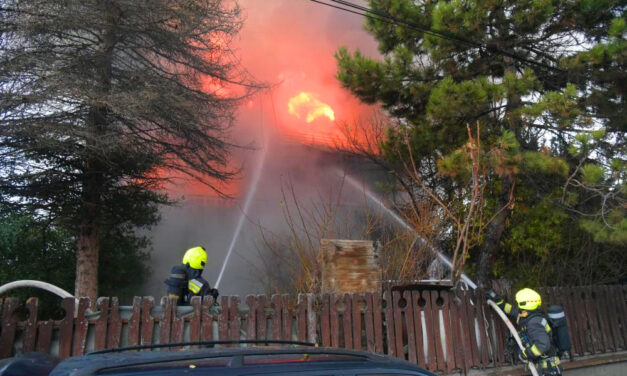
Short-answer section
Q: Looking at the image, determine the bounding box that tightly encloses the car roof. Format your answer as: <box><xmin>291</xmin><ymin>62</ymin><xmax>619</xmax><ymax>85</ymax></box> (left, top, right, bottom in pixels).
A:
<box><xmin>50</xmin><ymin>347</ymin><xmax>435</xmax><ymax>376</ymax></box>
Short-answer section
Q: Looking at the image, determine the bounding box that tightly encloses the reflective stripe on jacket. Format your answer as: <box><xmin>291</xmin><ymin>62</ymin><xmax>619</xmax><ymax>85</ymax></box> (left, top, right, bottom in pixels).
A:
<box><xmin>187</xmin><ymin>276</ymin><xmax>211</xmax><ymax>297</ymax></box>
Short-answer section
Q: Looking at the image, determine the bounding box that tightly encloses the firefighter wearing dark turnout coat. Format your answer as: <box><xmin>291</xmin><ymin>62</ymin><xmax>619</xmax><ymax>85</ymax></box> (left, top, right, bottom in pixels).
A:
<box><xmin>488</xmin><ymin>288</ymin><xmax>562</xmax><ymax>375</ymax></box>
<box><xmin>164</xmin><ymin>246</ymin><xmax>219</xmax><ymax>305</ymax></box>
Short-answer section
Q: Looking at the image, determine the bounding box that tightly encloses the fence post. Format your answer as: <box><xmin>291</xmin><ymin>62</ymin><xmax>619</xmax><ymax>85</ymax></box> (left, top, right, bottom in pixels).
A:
<box><xmin>384</xmin><ymin>289</ymin><xmax>396</xmax><ymax>357</ymax></box>
<box><xmin>245</xmin><ymin>295</ymin><xmax>256</xmax><ymax>340</ymax></box>
<box><xmin>475</xmin><ymin>290</ymin><xmax>490</xmax><ymax>368</ymax></box>
<box><xmin>72</xmin><ymin>298</ymin><xmax>91</xmax><ymax>356</ymax></box>
<box><xmin>140</xmin><ymin>297</ymin><xmax>155</xmax><ymax>346</ymax></box>
<box><xmin>218</xmin><ymin>296</ymin><xmax>229</xmax><ymax>340</ymax></box>
<box><xmin>447</xmin><ymin>291</ymin><xmax>467</xmax><ymax>371</ymax></box>
<box><xmin>363</xmin><ymin>293</ymin><xmax>375</xmax><ymax>353</ymax></box>
<box><xmin>403</xmin><ymin>290</ymin><xmax>417</xmax><ymax>364</ymax></box>
<box><xmin>584</xmin><ymin>286</ymin><xmax>602</xmax><ymax>353</ymax></box>
<box><xmin>0</xmin><ymin>298</ymin><xmax>18</xmax><ymax>358</ymax></box>
<box><xmin>159</xmin><ymin>296</ymin><xmax>173</xmax><ymax>345</ymax></box>
<box><xmin>58</xmin><ymin>297</ymin><xmax>75</xmax><ymax>358</ymax></box>
<box><xmin>107</xmin><ymin>297</ymin><xmax>121</xmax><ymax>349</ymax></box>
<box><xmin>281</xmin><ymin>294</ymin><xmax>292</xmax><ymax>341</ymax></box>
<box><xmin>297</xmin><ymin>294</ymin><xmax>306</xmax><ymax>342</ymax></box>
<box><xmin>307</xmin><ymin>294</ymin><xmax>317</xmax><ymax>345</ymax></box>
<box><xmin>342</xmin><ymin>293</ymin><xmax>353</xmax><ymax>349</ymax></box>
<box><xmin>189</xmin><ymin>296</ymin><xmax>202</xmax><ymax>344</ymax></box>
<box><xmin>36</xmin><ymin>320</ymin><xmax>53</xmax><ymax>354</ymax></box>
<box><xmin>93</xmin><ymin>297</ymin><xmax>110</xmax><ymax>351</ymax></box>
<box><xmin>257</xmin><ymin>295</ymin><xmax>268</xmax><ymax>340</ymax></box>
<box><xmin>372</xmin><ymin>292</ymin><xmax>384</xmax><ymax>354</ymax></box>
<box><xmin>458</xmin><ymin>290</ymin><xmax>476</xmax><ymax>371</ymax></box>
<box><xmin>172</xmin><ymin>303</ymin><xmax>184</xmax><ymax>346</ymax></box>
<box><xmin>440</xmin><ymin>290</ymin><xmax>456</xmax><ymax>373</ymax></box>
<box><xmin>201</xmin><ymin>296</ymin><xmax>215</xmax><ymax>341</ymax></box>
<box><xmin>320</xmin><ymin>294</ymin><xmax>331</xmax><ymax>347</ymax></box>
<box><xmin>22</xmin><ymin>297</ymin><xmax>38</xmax><ymax>353</ymax></box>
<box><xmin>271</xmin><ymin>295</ymin><xmax>282</xmax><ymax>341</ymax></box>
<box><xmin>127</xmin><ymin>297</ymin><xmax>141</xmax><ymax>346</ymax></box>
<box><xmin>605</xmin><ymin>286</ymin><xmax>624</xmax><ymax>350</ymax></box>
<box><xmin>351</xmin><ymin>293</ymin><xmax>363</xmax><ymax>350</ymax></box>
<box><xmin>229</xmin><ymin>296</ymin><xmax>241</xmax><ymax>341</ymax></box>
<box><xmin>330</xmin><ymin>294</ymin><xmax>340</xmax><ymax>347</ymax></box>
<box><xmin>572</xmin><ymin>287</ymin><xmax>591</xmax><ymax>355</ymax></box>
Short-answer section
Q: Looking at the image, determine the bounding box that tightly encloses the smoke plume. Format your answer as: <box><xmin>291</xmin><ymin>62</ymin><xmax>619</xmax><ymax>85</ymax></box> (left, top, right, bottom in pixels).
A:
<box><xmin>140</xmin><ymin>0</ymin><xmax>381</xmax><ymax>297</ymax></box>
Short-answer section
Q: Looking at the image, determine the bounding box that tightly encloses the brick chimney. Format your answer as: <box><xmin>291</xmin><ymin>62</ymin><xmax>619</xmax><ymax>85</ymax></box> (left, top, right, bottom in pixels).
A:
<box><xmin>320</xmin><ymin>239</ymin><xmax>381</xmax><ymax>294</ymax></box>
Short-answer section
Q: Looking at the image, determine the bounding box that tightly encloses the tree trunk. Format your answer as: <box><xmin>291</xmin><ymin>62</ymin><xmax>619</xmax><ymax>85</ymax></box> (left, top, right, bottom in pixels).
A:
<box><xmin>476</xmin><ymin>175</ymin><xmax>514</xmax><ymax>287</ymax></box>
<box><xmin>75</xmin><ymin>200</ymin><xmax>100</xmax><ymax>301</ymax></box>
<box><xmin>74</xmin><ymin>5</ymin><xmax>118</xmax><ymax>302</ymax></box>
<box><xmin>475</xmin><ymin>32</ymin><xmax>521</xmax><ymax>286</ymax></box>
<box><xmin>74</xmin><ymin>143</ymin><xmax>106</xmax><ymax>302</ymax></box>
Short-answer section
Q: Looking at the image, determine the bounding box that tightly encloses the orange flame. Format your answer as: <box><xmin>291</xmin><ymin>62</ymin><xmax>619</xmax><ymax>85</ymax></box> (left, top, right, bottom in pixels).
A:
<box><xmin>287</xmin><ymin>92</ymin><xmax>335</xmax><ymax>123</ymax></box>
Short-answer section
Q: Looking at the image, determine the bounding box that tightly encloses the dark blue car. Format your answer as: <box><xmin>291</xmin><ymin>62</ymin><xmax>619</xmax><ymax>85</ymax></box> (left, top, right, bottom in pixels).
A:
<box><xmin>0</xmin><ymin>342</ymin><xmax>436</xmax><ymax>376</ymax></box>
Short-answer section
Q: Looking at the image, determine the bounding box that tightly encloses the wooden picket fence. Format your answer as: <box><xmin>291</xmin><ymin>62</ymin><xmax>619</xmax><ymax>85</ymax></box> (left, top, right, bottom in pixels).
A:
<box><xmin>0</xmin><ymin>285</ymin><xmax>626</xmax><ymax>374</ymax></box>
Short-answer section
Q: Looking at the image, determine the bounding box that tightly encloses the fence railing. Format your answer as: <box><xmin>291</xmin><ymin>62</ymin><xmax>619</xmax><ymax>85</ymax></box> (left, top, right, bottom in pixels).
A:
<box><xmin>0</xmin><ymin>285</ymin><xmax>625</xmax><ymax>374</ymax></box>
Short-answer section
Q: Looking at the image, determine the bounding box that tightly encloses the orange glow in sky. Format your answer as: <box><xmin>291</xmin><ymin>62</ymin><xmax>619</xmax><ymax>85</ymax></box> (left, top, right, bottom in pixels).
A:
<box><xmin>235</xmin><ymin>0</ymin><xmax>379</xmax><ymax>147</ymax></box>
<box><xmin>169</xmin><ymin>1</ymin><xmax>381</xmax><ymax>197</ymax></box>
<box><xmin>288</xmin><ymin>92</ymin><xmax>335</xmax><ymax>123</ymax></box>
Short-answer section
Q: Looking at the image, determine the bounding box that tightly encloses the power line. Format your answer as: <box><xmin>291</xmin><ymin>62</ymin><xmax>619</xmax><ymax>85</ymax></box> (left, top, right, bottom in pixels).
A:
<box><xmin>306</xmin><ymin>0</ymin><xmax>565</xmax><ymax>74</ymax></box>
<box><xmin>331</xmin><ymin>0</ymin><xmax>481</xmax><ymax>48</ymax></box>
<box><xmin>308</xmin><ymin>0</ymin><xmax>471</xmax><ymax>46</ymax></box>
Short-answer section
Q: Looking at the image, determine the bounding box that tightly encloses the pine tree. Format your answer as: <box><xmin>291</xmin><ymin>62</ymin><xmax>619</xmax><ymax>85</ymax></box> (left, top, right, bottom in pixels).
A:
<box><xmin>336</xmin><ymin>0</ymin><xmax>625</xmax><ymax>285</ymax></box>
<box><xmin>0</xmin><ymin>0</ymin><xmax>258</xmax><ymax>301</ymax></box>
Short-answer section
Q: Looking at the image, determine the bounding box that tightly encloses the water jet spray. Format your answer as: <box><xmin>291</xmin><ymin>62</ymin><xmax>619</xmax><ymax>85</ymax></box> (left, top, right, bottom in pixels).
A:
<box><xmin>214</xmin><ymin>101</ymin><xmax>268</xmax><ymax>290</ymax></box>
<box><xmin>337</xmin><ymin>169</ymin><xmax>539</xmax><ymax>376</ymax></box>
<box><xmin>337</xmin><ymin>169</ymin><xmax>477</xmax><ymax>289</ymax></box>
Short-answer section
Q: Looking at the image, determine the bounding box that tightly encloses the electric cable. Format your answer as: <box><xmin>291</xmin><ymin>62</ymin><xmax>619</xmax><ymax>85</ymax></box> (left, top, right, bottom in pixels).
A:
<box><xmin>331</xmin><ymin>0</ymin><xmax>482</xmax><ymax>47</ymax></box>
<box><xmin>332</xmin><ymin>0</ymin><xmax>564</xmax><ymax>72</ymax></box>
<box><xmin>306</xmin><ymin>0</ymin><xmax>565</xmax><ymax>74</ymax></box>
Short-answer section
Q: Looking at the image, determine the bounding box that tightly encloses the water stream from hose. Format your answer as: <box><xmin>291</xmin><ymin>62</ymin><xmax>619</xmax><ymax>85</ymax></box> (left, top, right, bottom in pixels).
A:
<box><xmin>338</xmin><ymin>170</ymin><xmax>536</xmax><ymax>373</ymax></box>
<box><xmin>336</xmin><ymin>168</ymin><xmax>477</xmax><ymax>289</ymax></box>
<box><xmin>214</xmin><ymin>106</ymin><xmax>268</xmax><ymax>290</ymax></box>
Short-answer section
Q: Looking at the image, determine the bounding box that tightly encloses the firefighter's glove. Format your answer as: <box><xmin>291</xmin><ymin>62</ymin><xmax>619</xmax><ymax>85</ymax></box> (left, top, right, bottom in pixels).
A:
<box><xmin>486</xmin><ymin>289</ymin><xmax>503</xmax><ymax>305</ymax></box>
<box><xmin>209</xmin><ymin>288</ymin><xmax>219</xmax><ymax>300</ymax></box>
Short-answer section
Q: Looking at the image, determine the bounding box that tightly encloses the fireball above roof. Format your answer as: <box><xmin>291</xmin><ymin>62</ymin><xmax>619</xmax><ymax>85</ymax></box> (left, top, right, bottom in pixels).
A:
<box><xmin>287</xmin><ymin>92</ymin><xmax>335</xmax><ymax>123</ymax></box>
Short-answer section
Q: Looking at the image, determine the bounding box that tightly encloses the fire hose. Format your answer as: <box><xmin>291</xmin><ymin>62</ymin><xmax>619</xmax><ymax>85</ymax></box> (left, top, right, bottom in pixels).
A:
<box><xmin>438</xmin><ymin>263</ymin><xmax>539</xmax><ymax>375</ymax></box>
<box><xmin>414</xmin><ymin>254</ymin><xmax>539</xmax><ymax>375</ymax></box>
<box><xmin>340</xmin><ymin>172</ymin><xmax>539</xmax><ymax>375</ymax></box>
<box><xmin>407</xmin><ymin>241</ymin><xmax>539</xmax><ymax>374</ymax></box>
<box><xmin>0</xmin><ymin>280</ymin><xmax>90</xmax><ymax>317</ymax></box>
<box><xmin>487</xmin><ymin>300</ymin><xmax>540</xmax><ymax>376</ymax></box>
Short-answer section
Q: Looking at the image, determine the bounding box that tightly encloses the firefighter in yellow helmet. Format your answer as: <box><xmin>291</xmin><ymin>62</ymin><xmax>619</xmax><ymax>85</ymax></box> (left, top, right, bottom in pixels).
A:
<box><xmin>164</xmin><ymin>246</ymin><xmax>219</xmax><ymax>305</ymax></box>
<box><xmin>488</xmin><ymin>288</ymin><xmax>562</xmax><ymax>375</ymax></box>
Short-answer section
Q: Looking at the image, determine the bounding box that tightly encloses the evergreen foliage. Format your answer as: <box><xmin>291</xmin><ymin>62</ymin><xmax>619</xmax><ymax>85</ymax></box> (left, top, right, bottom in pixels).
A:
<box><xmin>336</xmin><ymin>0</ymin><xmax>625</xmax><ymax>285</ymax></box>
<box><xmin>0</xmin><ymin>211</ymin><xmax>150</xmax><ymax>316</ymax></box>
<box><xmin>0</xmin><ymin>0</ymin><xmax>259</xmax><ymax>299</ymax></box>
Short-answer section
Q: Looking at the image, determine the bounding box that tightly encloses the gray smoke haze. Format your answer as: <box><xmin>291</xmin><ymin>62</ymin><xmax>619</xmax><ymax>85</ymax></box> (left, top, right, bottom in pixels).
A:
<box><xmin>139</xmin><ymin>0</ymin><xmax>384</xmax><ymax>297</ymax></box>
